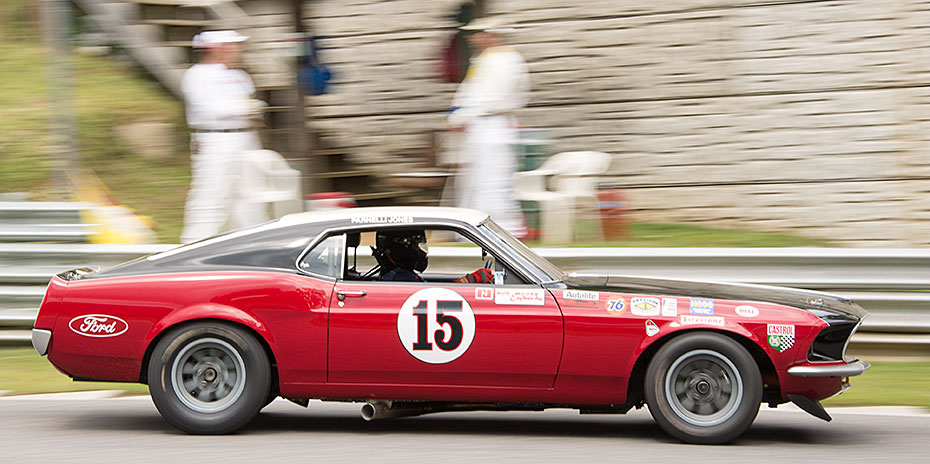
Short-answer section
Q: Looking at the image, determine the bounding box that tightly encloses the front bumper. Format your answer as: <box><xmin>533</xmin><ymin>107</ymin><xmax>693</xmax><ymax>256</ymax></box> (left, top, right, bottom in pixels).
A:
<box><xmin>787</xmin><ymin>360</ymin><xmax>871</xmax><ymax>378</ymax></box>
<box><xmin>32</xmin><ymin>329</ymin><xmax>51</xmax><ymax>356</ymax></box>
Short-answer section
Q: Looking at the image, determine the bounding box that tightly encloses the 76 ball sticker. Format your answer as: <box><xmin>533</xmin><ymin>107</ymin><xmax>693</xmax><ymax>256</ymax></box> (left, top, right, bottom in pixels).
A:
<box><xmin>397</xmin><ymin>288</ymin><xmax>476</xmax><ymax>364</ymax></box>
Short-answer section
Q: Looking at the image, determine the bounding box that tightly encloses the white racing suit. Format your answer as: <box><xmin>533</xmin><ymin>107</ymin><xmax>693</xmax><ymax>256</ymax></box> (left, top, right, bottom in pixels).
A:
<box><xmin>180</xmin><ymin>63</ymin><xmax>267</xmax><ymax>243</ymax></box>
<box><xmin>448</xmin><ymin>46</ymin><xmax>530</xmax><ymax>237</ymax></box>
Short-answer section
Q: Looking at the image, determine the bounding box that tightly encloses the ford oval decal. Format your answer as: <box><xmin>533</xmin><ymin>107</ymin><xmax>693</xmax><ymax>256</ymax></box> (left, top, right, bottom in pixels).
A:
<box><xmin>69</xmin><ymin>314</ymin><xmax>129</xmax><ymax>338</ymax></box>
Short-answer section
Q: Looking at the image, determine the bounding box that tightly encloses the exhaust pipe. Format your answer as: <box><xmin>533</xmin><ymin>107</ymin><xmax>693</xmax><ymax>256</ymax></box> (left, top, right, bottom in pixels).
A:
<box><xmin>360</xmin><ymin>400</ymin><xmax>448</xmax><ymax>421</ymax></box>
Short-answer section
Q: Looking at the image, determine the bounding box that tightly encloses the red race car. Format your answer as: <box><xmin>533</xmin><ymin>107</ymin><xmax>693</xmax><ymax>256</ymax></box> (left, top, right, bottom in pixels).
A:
<box><xmin>31</xmin><ymin>207</ymin><xmax>869</xmax><ymax>444</ymax></box>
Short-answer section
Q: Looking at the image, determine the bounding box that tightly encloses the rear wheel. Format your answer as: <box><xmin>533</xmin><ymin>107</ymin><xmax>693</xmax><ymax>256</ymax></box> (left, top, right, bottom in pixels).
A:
<box><xmin>644</xmin><ymin>332</ymin><xmax>762</xmax><ymax>444</ymax></box>
<box><xmin>148</xmin><ymin>322</ymin><xmax>271</xmax><ymax>434</ymax></box>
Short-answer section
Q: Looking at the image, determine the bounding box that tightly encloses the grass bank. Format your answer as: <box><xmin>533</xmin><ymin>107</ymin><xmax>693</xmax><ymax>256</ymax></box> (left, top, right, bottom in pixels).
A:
<box><xmin>0</xmin><ymin>1</ymin><xmax>190</xmax><ymax>242</ymax></box>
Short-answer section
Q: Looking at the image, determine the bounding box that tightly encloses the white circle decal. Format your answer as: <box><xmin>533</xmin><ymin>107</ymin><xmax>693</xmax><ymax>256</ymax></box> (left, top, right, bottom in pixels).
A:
<box><xmin>397</xmin><ymin>288</ymin><xmax>476</xmax><ymax>364</ymax></box>
<box><xmin>735</xmin><ymin>305</ymin><xmax>760</xmax><ymax>318</ymax></box>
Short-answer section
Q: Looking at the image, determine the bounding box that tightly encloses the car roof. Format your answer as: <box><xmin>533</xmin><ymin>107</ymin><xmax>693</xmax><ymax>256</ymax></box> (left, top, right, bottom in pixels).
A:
<box><xmin>276</xmin><ymin>206</ymin><xmax>491</xmax><ymax>228</ymax></box>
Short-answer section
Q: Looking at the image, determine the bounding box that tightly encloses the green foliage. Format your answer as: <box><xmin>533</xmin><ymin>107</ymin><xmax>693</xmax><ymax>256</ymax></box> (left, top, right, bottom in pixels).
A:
<box><xmin>0</xmin><ymin>0</ymin><xmax>40</xmax><ymax>42</ymax></box>
<box><xmin>0</xmin><ymin>35</ymin><xmax>189</xmax><ymax>241</ymax></box>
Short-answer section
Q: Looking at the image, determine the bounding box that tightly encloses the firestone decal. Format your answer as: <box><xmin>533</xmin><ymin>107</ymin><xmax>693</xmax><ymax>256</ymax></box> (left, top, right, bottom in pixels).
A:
<box><xmin>767</xmin><ymin>324</ymin><xmax>795</xmax><ymax>352</ymax></box>
<box><xmin>679</xmin><ymin>314</ymin><xmax>725</xmax><ymax>327</ymax></box>
<box><xmin>661</xmin><ymin>298</ymin><xmax>678</xmax><ymax>317</ymax></box>
<box><xmin>689</xmin><ymin>298</ymin><xmax>715</xmax><ymax>315</ymax></box>
<box><xmin>606</xmin><ymin>297</ymin><xmax>626</xmax><ymax>315</ymax></box>
<box><xmin>645</xmin><ymin>320</ymin><xmax>660</xmax><ymax>337</ymax></box>
<box><xmin>68</xmin><ymin>314</ymin><xmax>129</xmax><ymax>338</ymax></box>
<box><xmin>397</xmin><ymin>288</ymin><xmax>476</xmax><ymax>364</ymax></box>
<box><xmin>563</xmin><ymin>290</ymin><xmax>599</xmax><ymax>301</ymax></box>
<box><xmin>735</xmin><ymin>305</ymin><xmax>760</xmax><ymax>318</ymax></box>
<box><xmin>630</xmin><ymin>297</ymin><xmax>660</xmax><ymax>316</ymax></box>
<box><xmin>495</xmin><ymin>288</ymin><xmax>545</xmax><ymax>306</ymax></box>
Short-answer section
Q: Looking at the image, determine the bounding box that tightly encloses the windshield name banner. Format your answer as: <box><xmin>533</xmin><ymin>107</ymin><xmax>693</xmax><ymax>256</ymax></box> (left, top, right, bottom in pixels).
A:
<box><xmin>351</xmin><ymin>216</ymin><xmax>414</xmax><ymax>224</ymax></box>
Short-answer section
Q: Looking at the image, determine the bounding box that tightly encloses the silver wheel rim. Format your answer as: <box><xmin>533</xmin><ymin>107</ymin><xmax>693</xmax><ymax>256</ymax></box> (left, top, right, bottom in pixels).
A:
<box><xmin>171</xmin><ymin>337</ymin><xmax>246</xmax><ymax>413</ymax></box>
<box><xmin>664</xmin><ymin>349</ymin><xmax>743</xmax><ymax>427</ymax></box>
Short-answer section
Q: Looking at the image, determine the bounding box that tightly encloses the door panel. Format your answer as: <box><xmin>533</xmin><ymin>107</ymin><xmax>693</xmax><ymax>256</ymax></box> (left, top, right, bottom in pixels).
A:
<box><xmin>328</xmin><ymin>281</ymin><xmax>563</xmax><ymax>388</ymax></box>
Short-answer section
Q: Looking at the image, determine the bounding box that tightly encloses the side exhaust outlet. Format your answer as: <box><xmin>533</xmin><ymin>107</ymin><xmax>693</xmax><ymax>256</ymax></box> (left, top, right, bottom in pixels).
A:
<box><xmin>360</xmin><ymin>400</ymin><xmax>435</xmax><ymax>421</ymax></box>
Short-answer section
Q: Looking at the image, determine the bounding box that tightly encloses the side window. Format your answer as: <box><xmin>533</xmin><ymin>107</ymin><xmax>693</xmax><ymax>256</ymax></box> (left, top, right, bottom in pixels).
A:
<box><xmin>341</xmin><ymin>228</ymin><xmax>529</xmax><ymax>285</ymax></box>
<box><xmin>298</xmin><ymin>234</ymin><xmax>343</xmax><ymax>278</ymax></box>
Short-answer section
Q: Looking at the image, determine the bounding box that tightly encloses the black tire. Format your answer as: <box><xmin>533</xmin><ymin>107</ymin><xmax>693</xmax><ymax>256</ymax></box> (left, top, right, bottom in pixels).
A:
<box><xmin>644</xmin><ymin>332</ymin><xmax>762</xmax><ymax>444</ymax></box>
<box><xmin>147</xmin><ymin>322</ymin><xmax>271</xmax><ymax>434</ymax></box>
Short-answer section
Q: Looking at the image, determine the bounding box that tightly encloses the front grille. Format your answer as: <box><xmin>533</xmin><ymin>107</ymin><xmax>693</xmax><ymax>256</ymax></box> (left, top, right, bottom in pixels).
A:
<box><xmin>807</xmin><ymin>310</ymin><xmax>860</xmax><ymax>362</ymax></box>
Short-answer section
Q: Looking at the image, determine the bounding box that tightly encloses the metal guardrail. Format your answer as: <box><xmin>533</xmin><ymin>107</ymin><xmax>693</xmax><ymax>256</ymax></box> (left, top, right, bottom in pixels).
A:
<box><xmin>1</xmin><ymin>245</ymin><xmax>928</xmax><ymax>353</ymax></box>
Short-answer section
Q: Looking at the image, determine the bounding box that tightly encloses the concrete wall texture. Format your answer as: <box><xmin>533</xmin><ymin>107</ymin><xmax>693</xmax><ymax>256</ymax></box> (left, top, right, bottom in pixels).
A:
<box><xmin>302</xmin><ymin>0</ymin><xmax>930</xmax><ymax>246</ymax></box>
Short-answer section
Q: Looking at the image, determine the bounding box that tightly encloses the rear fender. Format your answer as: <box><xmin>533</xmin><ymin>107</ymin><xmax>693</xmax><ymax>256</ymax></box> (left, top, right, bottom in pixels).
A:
<box><xmin>142</xmin><ymin>303</ymin><xmax>279</xmax><ymax>361</ymax></box>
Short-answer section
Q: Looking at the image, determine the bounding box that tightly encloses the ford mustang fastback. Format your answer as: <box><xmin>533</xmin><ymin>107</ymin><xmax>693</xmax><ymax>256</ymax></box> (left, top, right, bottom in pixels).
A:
<box><xmin>31</xmin><ymin>207</ymin><xmax>869</xmax><ymax>444</ymax></box>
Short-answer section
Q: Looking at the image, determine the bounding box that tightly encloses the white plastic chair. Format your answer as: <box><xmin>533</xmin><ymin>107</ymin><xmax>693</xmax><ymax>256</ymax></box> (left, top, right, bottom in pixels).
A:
<box><xmin>515</xmin><ymin>151</ymin><xmax>612</xmax><ymax>243</ymax></box>
<box><xmin>240</xmin><ymin>150</ymin><xmax>303</xmax><ymax>223</ymax></box>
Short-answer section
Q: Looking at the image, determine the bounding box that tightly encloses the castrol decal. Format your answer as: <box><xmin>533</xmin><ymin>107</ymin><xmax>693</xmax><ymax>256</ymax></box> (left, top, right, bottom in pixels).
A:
<box><xmin>69</xmin><ymin>314</ymin><xmax>129</xmax><ymax>338</ymax></box>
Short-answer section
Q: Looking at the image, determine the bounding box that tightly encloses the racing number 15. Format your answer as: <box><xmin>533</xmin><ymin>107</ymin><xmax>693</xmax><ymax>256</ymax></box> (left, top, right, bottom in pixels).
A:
<box><xmin>411</xmin><ymin>300</ymin><xmax>463</xmax><ymax>351</ymax></box>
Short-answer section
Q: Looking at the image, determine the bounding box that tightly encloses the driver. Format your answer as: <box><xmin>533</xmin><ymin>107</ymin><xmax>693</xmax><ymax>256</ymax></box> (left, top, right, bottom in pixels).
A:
<box><xmin>373</xmin><ymin>229</ymin><xmax>493</xmax><ymax>283</ymax></box>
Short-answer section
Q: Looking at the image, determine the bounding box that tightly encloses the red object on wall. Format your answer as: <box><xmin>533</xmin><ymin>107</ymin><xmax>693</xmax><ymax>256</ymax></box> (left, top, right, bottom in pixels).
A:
<box><xmin>597</xmin><ymin>189</ymin><xmax>628</xmax><ymax>240</ymax></box>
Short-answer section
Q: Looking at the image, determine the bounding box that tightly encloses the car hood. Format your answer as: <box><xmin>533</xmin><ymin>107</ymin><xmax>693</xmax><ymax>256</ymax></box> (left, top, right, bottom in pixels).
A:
<box><xmin>562</xmin><ymin>273</ymin><xmax>869</xmax><ymax>321</ymax></box>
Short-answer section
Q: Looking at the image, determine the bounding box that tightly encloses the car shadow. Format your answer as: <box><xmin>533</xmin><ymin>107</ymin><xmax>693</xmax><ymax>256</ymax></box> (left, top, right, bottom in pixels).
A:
<box><xmin>63</xmin><ymin>405</ymin><xmax>863</xmax><ymax>446</ymax></box>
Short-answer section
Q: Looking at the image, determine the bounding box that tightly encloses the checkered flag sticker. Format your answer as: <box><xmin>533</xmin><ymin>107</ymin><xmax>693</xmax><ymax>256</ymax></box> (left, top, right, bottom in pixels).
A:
<box><xmin>768</xmin><ymin>334</ymin><xmax>794</xmax><ymax>352</ymax></box>
<box><xmin>767</xmin><ymin>324</ymin><xmax>795</xmax><ymax>352</ymax></box>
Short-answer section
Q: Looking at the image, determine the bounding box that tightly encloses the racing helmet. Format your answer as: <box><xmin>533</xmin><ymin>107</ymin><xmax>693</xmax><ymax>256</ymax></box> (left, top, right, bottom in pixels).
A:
<box><xmin>374</xmin><ymin>229</ymin><xmax>428</xmax><ymax>272</ymax></box>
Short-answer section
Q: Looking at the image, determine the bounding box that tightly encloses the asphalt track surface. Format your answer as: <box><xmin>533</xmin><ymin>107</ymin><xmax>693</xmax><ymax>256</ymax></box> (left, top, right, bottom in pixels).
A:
<box><xmin>1</xmin><ymin>395</ymin><xmax>928</xmax><ymax>463</ymax></box>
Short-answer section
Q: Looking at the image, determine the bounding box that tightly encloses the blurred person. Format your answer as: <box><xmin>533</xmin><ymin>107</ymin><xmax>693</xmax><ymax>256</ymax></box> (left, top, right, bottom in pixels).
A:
<box><xmin>180</xmin><ymin>30</ymin><xmax>268</xmax><ymax>244</ymax></box>
<box><xmin>373</xmin><ymin>229</ymin><xmax>492</xmax><ymax>283</ymax></box>
<box><xmin>447</xmin><ymin>17</ymin><xmax>529</xmax><ymax>238</ymax></box>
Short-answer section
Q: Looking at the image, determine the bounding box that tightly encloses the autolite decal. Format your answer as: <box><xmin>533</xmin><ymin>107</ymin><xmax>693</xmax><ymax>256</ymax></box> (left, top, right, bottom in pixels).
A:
<box><xmin>563</xmin><ymin>290</ymin><xmax>599</xmax><ymax>301</ymax></box>
<box><xmin>69</xmin><ymin>314</ymin><xmax>129</xmax><ymax>338</ymax></box>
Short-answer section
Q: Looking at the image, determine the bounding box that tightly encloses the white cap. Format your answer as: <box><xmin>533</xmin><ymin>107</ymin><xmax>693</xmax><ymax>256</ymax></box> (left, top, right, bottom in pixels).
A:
<box><xmin>460</xmin><ymin>17</ymin><xmax>514</xmax><ymax>33</ymax></box>
<box><xmin>192</xmin><ymin>30</ymin><xmax>249</xmax><ymax>49</ymax></box>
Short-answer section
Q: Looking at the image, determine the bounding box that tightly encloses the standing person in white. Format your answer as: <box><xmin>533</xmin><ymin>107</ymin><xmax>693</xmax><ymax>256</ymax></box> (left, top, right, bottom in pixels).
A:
<box><xmin>448</xmin><ymin>18</ymin><xmax>529</xmax><ymax>237</ymax></box>
<box><xmin>180</xmin><ymin>30</ymin><xmax>268</xmax><ymax>244</ymax></box>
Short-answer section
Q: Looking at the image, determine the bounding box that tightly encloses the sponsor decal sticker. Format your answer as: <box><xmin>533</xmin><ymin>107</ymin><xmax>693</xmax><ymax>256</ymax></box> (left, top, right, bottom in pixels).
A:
<box><xmin>689</xmin><ymin>298</ymin><xmax>715</xmax><ymax>315</ymax></box>
<box><xmin>350</xmin><ymin>215</ymin><xmax>414</xmax><ymax>225</ymax></box>
<box><xmin>661</xmin><ymin>298</ymin><xmax>678</xmax><ymax>317</ymax></box>
<box><xmin>735</xmin><ymin>305</ymin><xmax>760</xmax><ymax>318</ymax></box>
<box><xmin>493</xmin><ymin>271</ymin><xmax>505</xmax><ymax>286</ymax></box>
<box><xmin>475</xmin><ymin>287</ymin><xmax>494</xmax><ymax>300</ymax></box>
<box><xmin>494</xmin><ymin>288</ymin><xmax>545</xmax><ymax>306</ymax></box>
<box><xmin>631</xmin><ymin>297</ymin><xmax>660</xmax><ymax>316</ymax></box>
<box><xmin>767</xmin><ymin>324</ymin><xmax>795</xmax><ymax>352</ymax></box>
<box><xmin>606</xmin><ymin>297</ymin><xmax>626</xmax><ymax>315</ymax></box>
<box><xmin>645</xmin><ymin>320</ymin><xmax>660</xmax><ymax>337</ymax></box>
<box><xmin>398</xmin><ymin>288</ymin><xmax>476</xmax><ymax>364</ymax></box>
<box><xmin>563</xmin><ymin>290</ymin><xmax>599</xmax><ymax>301</ymax></box>
<box><xmin>69</xmin><ymin>314</ymin><xmax>129</xmax><ymax>338</ymax></box>
<box><xmin>680</xmin><ymin>315</ymin><xmax>725</xmax><ymax>327</ymax></box>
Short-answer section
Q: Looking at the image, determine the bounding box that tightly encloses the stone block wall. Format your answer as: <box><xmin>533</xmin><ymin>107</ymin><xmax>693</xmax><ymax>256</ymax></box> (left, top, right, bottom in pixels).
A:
<box><xmin>302</xmin><ymin>0</ymin><xmax>930</xmax><ymax>246</ymax></box>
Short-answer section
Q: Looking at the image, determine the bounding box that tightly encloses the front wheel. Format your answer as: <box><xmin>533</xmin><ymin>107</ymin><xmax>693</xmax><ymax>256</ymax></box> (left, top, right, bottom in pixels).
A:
<box><xmin>148</xmin><ymin>322</ymin><xmax>271</xmax><ymax>434</ymax></box>
<box><xmin>644</xmin><ymin>332</ymin><xmax>762</xmax><ymax>444</ymax></box>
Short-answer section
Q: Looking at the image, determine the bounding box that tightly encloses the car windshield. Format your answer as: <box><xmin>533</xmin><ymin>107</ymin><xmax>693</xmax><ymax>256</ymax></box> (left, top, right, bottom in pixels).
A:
<box><xmin>480</xmin><ymin>220</ymin><xmax>564</xmax><ymax>283</ymax></box>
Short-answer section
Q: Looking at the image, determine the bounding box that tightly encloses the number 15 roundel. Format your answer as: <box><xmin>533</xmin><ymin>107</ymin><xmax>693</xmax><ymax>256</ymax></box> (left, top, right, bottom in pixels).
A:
<box><xmin>397</xmin><ymin>288</ymin><xmax>476</xmax><ymax>364</ymax></box>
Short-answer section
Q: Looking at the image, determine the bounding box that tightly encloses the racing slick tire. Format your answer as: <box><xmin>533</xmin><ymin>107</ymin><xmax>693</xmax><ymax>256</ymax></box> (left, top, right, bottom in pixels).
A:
<box><xmin>644</xmin><ymin>332</ymin><xmax>762</xmax><ymax>444</ymax></box>
<box><xmin>148</xmin><ymin>322</ymin><xmax>271</xmax><ymax>434</ymax></box>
